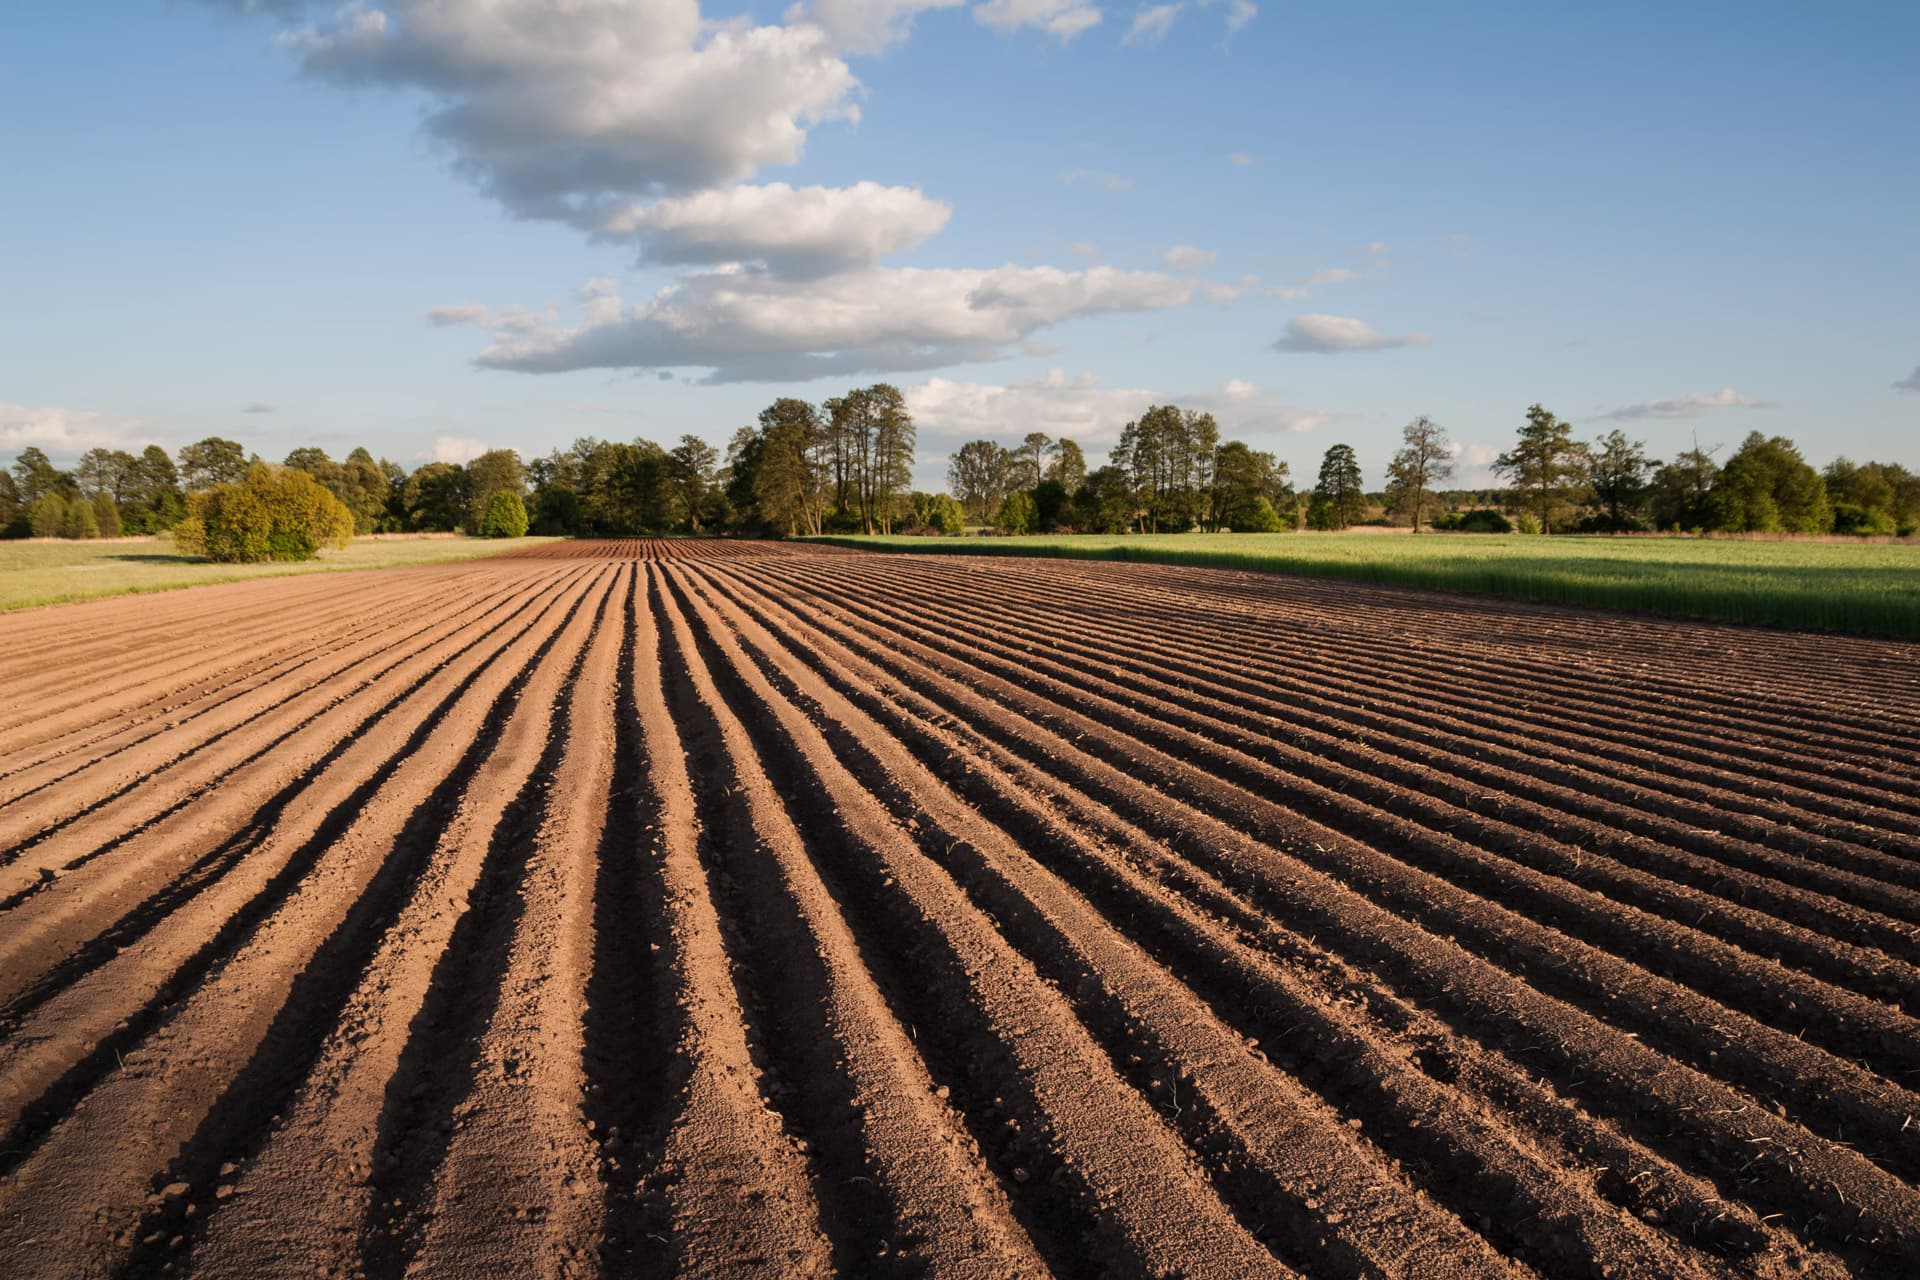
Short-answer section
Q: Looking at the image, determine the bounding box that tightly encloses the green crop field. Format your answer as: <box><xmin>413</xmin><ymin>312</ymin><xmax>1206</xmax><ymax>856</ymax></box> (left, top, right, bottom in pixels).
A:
<box><xmin>809</xmin><ymin>531</ymin><xmax>1920</xmax><ymax>639</ymax></box>
<box><xmin>0</xmin><ymin>535</ymin><xmax>559</xmax><ymax>613</ymax></box>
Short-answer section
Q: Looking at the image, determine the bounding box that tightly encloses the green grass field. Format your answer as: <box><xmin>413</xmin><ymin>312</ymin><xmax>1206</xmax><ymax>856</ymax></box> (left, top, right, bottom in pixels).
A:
<box><xmin>809</xmin><ymin>531</ymin><xmax>1920</xmax><ymax>639</ymax></box>
<box><xmin>0</xmin><ymin>535</ymin><xmax>559</xmax><ymax>613</ymax></box>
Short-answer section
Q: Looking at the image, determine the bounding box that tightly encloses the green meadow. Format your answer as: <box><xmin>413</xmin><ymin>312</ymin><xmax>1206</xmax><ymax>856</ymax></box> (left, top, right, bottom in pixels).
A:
<box><xmin>809</xmin><ymin>531</ymin><xmax>1920</xmax><ymax>639</ymax></box>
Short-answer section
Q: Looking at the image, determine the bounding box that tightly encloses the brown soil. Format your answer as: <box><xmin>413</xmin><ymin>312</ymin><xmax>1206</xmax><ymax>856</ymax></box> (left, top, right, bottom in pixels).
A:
<box><xmin>1</xmin><ymin>539</ymin><xmax>1917</xmax><ymax>1279</ymax></box>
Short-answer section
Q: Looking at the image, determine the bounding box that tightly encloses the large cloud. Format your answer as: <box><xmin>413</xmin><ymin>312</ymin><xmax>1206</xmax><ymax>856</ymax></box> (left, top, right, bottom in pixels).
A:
<box><xmin>275</xmin><ymin>0</ymin><xmax>861</xmax><ymax>226</ymax></box>
<box><xmin>1272</xmin><ymin>314</ymin><xmax>1429</xmax><ymax>354</ymax></box>
<box><xmin>1602</xmin><ymin>387</ymin><xmax>1777</xmax><ymax>420</ymax></box>
<box><xmin>449</xmin><ymin>264</ymin><xmax>1193</xmax><ymax>383</ymax></box>
<box><xmin>907</xmin><ymin>369</ymin><xmax>1158</xmax><ymax>446</ymax></box>
<box><xmin>605</xmin><ymin>182</ymin><xmax>951</xmax><ymax>276</ymax></box>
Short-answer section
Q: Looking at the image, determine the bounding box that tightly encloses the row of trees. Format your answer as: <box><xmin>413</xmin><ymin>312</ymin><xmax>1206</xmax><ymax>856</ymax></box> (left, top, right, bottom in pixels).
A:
<box><xmin>1493</xmin><ymin>406</ymin><xmax>1920</xmax><ymax>535</ymax></box>
<box><xmin>1</xmin><ymin>440</ymin><xmax>532</xmax><ymax>541</ymax></box>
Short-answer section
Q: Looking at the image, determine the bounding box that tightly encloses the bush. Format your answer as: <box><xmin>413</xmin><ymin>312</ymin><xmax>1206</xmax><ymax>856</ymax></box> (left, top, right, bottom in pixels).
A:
<box><xmin>1432</xmin><ymin>508</ymin><xmax>1514</xmax><ymax>533</ymax></box>
<box><xmin>1512</xmin><ymin>512</ymin><xmax>1541</xmax><ymax>535</ymax></box>
<box><xmin>1224</xmin><ymin>494</ymin><xmax>1286</xmax><ymax>532</ymax></box>
<box><xmin>1832</xmin><ymin>502</ymin><xmax>1897</xmax><ymax>537</ymax></box>
<box><xmin>173</xmin><ymin>462</ymin><xmax>355</xmax><ymax>563</ymax></box>
<box><xmin>479</xmin><ymin>490</ymin><xmax>530</xmax><ymax>538</ymax></box>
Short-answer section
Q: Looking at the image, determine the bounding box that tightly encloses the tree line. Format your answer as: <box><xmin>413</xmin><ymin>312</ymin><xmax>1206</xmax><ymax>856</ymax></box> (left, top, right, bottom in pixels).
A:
<box><xmin>6</xmin><ymin>396</ymin><xmax>1915</xmax><ymax>544</ymax></box>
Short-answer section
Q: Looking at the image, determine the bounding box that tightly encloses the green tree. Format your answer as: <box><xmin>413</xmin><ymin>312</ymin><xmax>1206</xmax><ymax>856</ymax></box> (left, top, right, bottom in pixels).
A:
<box><xmin>403</xmin><ymin>462</ymin><xmax>471</xmax><ymax>531</ymax></box>
<box><xmin>62</xmin><ymin>495</ymin><xmax>100</xmax><ymax>539</ymax></box>
<box><xmin>1647</xmin><ymin>444</ymin><xmax>1720</xmax><ymax>531</ymax></box>
<box><xmin>1212</xmin><ymin>441</ymin><xmax>1290</xmax><ymax>531</ymax></box>
<box><xmin>1311</xmin><ymin>444</ymin><xmax>1367</xmax><ymax>530</ymax></box>
<box><xmin>173</xmin><ymin>463</ymin><xmax>354</xmax><ymax>562</ymax></box>
<box><xmin>92</xmin><ymin>491</ymin><xmax>122</xmax><ymax>537</ymax></box>
<box><xmin>667</xmin><ymin>435</ymin><xmax>720</xmax><ymax>532</ymax></box>
<box><xmin>1383</xmin><ymin>416</ymin><xmax>1454</xmax><ymax>532</ymax></box>
<box><xmin>1494</xmin><ymin>405</ymin><xmax>1587</xmax><ymax>534</ymax></box>
<box><xmin>948</xmin><ymin>440</ymin><xmax>1012</xmax><ymax>524</ymax></box>
<box><xmin>12</xmin><ymin>448</ymin><xmax>69</xmax><ymax>507</ymax></box>
<box><xmin>29</xmin><ymin>492</ymin><xmax>68</xmax><ymax>537</ymax></box>
<box><xmin>1014</xmin><ymin>432</ymin><xmax>1051</xmax><ymax>492</ymax></box>
<box><xmin>1586</xmin><ymin>429</ymin><xmax>1653</xmax><ymax>531</ymax></box>
<box><xmin>0</xmin><ymin>471</ymin><xmax>20</xmax><ymax>536</ymax></box>
<box><xmin>996</xmin><ymin>490</ymin><xmax>1037</xmax><ymax>534</ymax></box>
<box><xmin>177</xmin><ymin>437</ymin><xmax>249</xmax><ymax>491</ymax></box>
<box><xmin>1046</xmin><ymin>438</ymin><xmax>1087</xmax><ymax>493</ymax></box>
<box><xmin>862</xmin><ymin>384</ymin><xmax>915</xmax><ymax>534</ymax></box>
<box><xmin>1075</xmin><ymin>466</ymin><xmax>1138</xmax><ymax>533</ymax></box>
<box><xmin>478</xmin><ymin>490</ymin><xmax>529</xmax><ymax>538</ymax></box>
<box><xmin>124</xmin><ymin>445</ymin><xmax>186</xmax><ymax>532</ymax></box>
<box><xmin>753</xmin><ymin>416</ymin><xmax>820</xmax><ymax>536</ymax></box>
<box><xmin>1709</xmin><ymin>433</ymin><xmax>1830</xmax><ymax>533</ymax></box>
<box><xmin>463</xmin><ymin>449</ymin><xmax>527</xmax><ymax>533</ymax></box>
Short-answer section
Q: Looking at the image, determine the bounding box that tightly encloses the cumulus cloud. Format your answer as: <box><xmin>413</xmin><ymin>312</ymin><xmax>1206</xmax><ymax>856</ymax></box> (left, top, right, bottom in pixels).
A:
<box><xmin>426</xmin><ymin>434</ymin><xmax>494</xmax><ymax>464</ymax></box>
<box><xmin>0</xmin><ymin>404</ymin><xmax>162</xmax><ymax>457</ymax></box>
<box><xmin>268</xmin><ymin>0</ymin><xmax>861</xmax><ymax>230</ymax></box>
<box><xmin>971</xmin><ymin>0</ymin><xmax>1103</xmax><ymax>41</ymax></box>
<box><xmin>1893</xmin><ymin>365</ymin><xmax>1920</xmax><ymax>394</ymax></box>
<box><xmin>907</xmin><ymin>368</ymin><xmax>1157</xmax><ymax>446</ymax></box>
<box><xmin>446</xmin><ymin>263</ymin><xmax>1192</xmax><ymax>383</ymax></box>
<box><xmin>1059</xmin><ymin>167</ymin><xmax>1133</xmax><ymax>192</ymax></box>
<box><xmin>1123</xmin><ymin>2</ymin><xmax>1181</xmax><ymax>43</ymax></box>
<box><xmin>602</xmin><ymin>181</ymin><xmax>951</xmax><ymax>276</ymax></box>
<box><xmin>1163</xmin><ymin>244</ymin><xmax>1216</xmax><ymax>270</ymax></box>
<box><xmin>1272</xmin><ymin>314</ymin><xmax>1429</xmax><ymax>354</ymax></box>
<box><xmin>1603</xmin><ymin>387</ymin><xmax>1777</xmax><ymax>420</ymax></box>
<box><xmin>242</xmin><ymin>401</ymin><xmax>278</xmax><ymax>414</ymax></box>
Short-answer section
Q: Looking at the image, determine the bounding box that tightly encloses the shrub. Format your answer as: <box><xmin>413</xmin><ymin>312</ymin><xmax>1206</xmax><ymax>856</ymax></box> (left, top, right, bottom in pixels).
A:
<box><xmin>1224</xmin><ymin>494</ymin><xmax>1286</xmax><ymax>532</ymax></box>
<box><xmin>173</xmin><ymin>462</ymin><xmax>355</xmax><ymax>563</ymax></box>
<box><xmin>479</xmin><ymin>490</ymin><xmax>530</xmax><ymax>538</ymax></box>
<box><xmin>1832</xmin><ymin>502</ymin><xmax>1897</xmax><ymax>537</ymax></box>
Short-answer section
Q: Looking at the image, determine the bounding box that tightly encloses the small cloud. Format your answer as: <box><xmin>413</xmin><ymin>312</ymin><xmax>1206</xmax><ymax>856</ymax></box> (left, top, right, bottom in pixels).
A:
<box><xmin>426</xmin><ymin>434</ymin><xmax>493</xmax><ymax>464</ymax></box>
<box><xmin>427</xmin><ymin>303</ymin><xmax>491</xmax><ymax>328</ymax></box>
<box><xmin>1124</xmin><ymin>2</ymin><xmax>1182</xmax><ymax>44</ymax></box>
<box><xmin>1272</xmin><ymin>313</ymin><xmax>1430</xmax><ymax>354</ymax></box>
<box><xmin>1163</xmin><ymin>244</ymin><xmax>1216</xmax><ymax>270</ymax></box>
<box><xmin>657</xmin><ymin>370</ymin><xmax>676</xmax><ymax>381</ymax></box>
<box><xmin>1894</xmin><ymin>365</ymin><xmax>1920</xmax><ymax>394</ymax></box>
<box><xmin>1603</xmin><ymin>387</ymin><xmax>1777</xmax><ymax>420</ymax></box>
<box><xmin>1301</xmin><ymin>267</ymin><xmax>1356</xmax><ymax>288</ymax></box>
<box><xmin>576</xmin><ymin>276</ymin><xmax>621</xmax><ymax>301</ymax></box>
<box><xmin>241</xmin><ymin>402</ymin><xmax>277</xmax><ymax>415</ymax></box>
<box><xmin>1202</xmin><ymin>274</ymin><xmax>1259</xmax><ymax>302</ymax></box>
<box><xmin>1068</xmin><ymin>241</ymin><xmax>1099</xmax><ymax>263</ymax></box>
<box><xmin>1225</xmin><ymin>0</ymin><xmax>1255</xmax><ymax>29</ymax></box>
<box><xmin>1226</xmin><ymin>152</ymin><xmax>1253</xmax><ymax>166</ymax></box>
<box><xmin>1059</xmin><ymin>167</ymin><xmax>1133</xmax><ymax>192</ymax></box>
<box><xmin>1365</xmin><ymin>241</ymin><xmax>1390</xmax><ymax>255</ymax></box>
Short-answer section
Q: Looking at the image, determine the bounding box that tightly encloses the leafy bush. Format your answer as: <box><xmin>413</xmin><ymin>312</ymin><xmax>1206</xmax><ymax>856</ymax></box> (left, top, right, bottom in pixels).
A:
<box><xmin>1832</xmin><ymin>502</ymin><xmax>1897</xmax><ymax>537</ymax></box>
<box><xmin>1224</xmin><ymin>494</ymin><xmax>1286</xmax><ymax>532</ymax></box>
<box><xmin>1433</xmin><ymin>509</ymin><xmax>1514</xmax><ymax>533</ymax></box>
<box><xmin>479</xmin><ymin>490</ymin><xmax>530</xmax><ymax>538</ymax></box>
<box><xmin>172</xmin><ymin>463</ymin><xmax>355</xmax><ymax>563</ymax></box>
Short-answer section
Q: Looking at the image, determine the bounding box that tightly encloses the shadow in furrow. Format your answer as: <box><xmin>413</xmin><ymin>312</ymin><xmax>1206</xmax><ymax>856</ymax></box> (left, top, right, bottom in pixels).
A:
<box><xmin>99</xmin><ymin>581</ymin><xmax>598</xmax><ymax>1279</ymax></box>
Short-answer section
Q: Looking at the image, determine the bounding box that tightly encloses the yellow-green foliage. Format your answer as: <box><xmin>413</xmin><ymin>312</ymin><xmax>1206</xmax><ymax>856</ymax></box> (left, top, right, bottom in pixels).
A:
<box><xmin>173</xmin><ymin>463</ymin><xmax>356</xmax><ymax>563</ymax></box>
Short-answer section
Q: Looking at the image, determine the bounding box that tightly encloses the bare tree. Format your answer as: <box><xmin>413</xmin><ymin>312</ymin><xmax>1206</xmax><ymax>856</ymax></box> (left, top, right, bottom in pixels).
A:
<box><xmin>1384</xmin><ymin>415</ymin><xmax>1454</xmax><ymax>532</ymax></box>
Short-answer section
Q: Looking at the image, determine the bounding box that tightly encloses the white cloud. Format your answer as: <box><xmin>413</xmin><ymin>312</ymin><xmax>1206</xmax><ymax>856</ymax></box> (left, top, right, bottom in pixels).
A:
<box><xmin>448</xmin><ymin>263</ymin><xmax>1193</xmax><ymax>383</ymax></box>
<box><xmin>1123</xmin><ymin>2</ymin><xmax>1182</xmax><ymax>43</ymax></box>
<box><xmin>1225</xmin><ymin>151</ymin><xmax>1253</xmax><ymax>166</ymax></box>
<box><xmin>426</xmin><ymin>434</ymin><xmax>494</xmax><ymax>464</ymax></box>
<box><xmin>1059</xmin><ymin>167</ymin><xmax>1133</xmax><ymax>192</ymax></box>
<box><xmin>273</xmin><ymin>0</ymin><xmax>861</xmax><ymax>229</ymax></box>
<box><xmin>972</xmin><ymin>0</ymin><xmax>1104</xmax><ymax>41</ymax></box>
<box><xmin>1224</xmin><ymin>0</ymin><xmax>1255</xmax><ymax>29</ymax></box>
<box><xmin>1272</xmin><ymin>314</ymin><xmax>1430</xmax><ymax>354</ymax></box>
<box><xmin>907</xmin><ymin>368</ymin><xmax>1157</xmax><ymax>446</ymax></box>
<box><xmin>0</xmin><ymin>404</ymin><xmax>163</xmax><ymax>458</ymax></box>
<box><xmin>602</xmin><ymin>181</ymin><xmax>951</xmax><ymax>276</ymax></box>
<box><xmin>1201</xmin><ymin>274</ymin><xmax>1259</xmax><ymax>302</ymax></box>
<box><xmin>1068</xmin><ymin>241</ymin><xmax>1099</xmax><ymax>262</ymax></box>
<box><xmin>1301</xmin><ymin>267</ymin><xmax>1355</xmax><ymax>287</ymax></box>
<box><xmin>792</xmin><ymin>0</ymin><xmax>963</xmax><ymax>52</ymax></box>
<box><xmin>1602</xmin><ymin>387</ymin><xmax>1778</xmax><ymax>420</ymax></box>
<box><xmin>427</xmin><ymin>302</ymin><xmax>555</xmax><ymax>333</ymax></box>
<box><xmin>575</xmin><ymin>277</ymin><xmax>622</xmax><ymax>300</ymax></box>
<box><xmin>1188</xmin><ymin>378</ymin><xmax>1333</xmax><ymax>436</ymax></box>
<box><xmin>1163</xmin><ymin>244</ymin><xmax>1216</xmax><ymax>270</ymax></box>
<box><xmin>242</xmin><ymin>401</ymin><xmax>278</xmax><ymax>414</ymax></box>
<box><xmin>1366</xmin><ymin>241</ymin><xmax>1390</xmax><ymax>255</ymax></box>
<box><xmin>1893</xmin><ymin>366</ymin><xmax>1920</xmax><ymax>394</ymax></box>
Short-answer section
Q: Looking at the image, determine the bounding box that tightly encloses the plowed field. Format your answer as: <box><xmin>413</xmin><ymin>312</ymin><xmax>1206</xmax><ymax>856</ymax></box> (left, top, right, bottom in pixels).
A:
<box><xmin>3</xmin><ymin>539</ymin><xmax>1918</xmax><ymax>1279</ymax></box>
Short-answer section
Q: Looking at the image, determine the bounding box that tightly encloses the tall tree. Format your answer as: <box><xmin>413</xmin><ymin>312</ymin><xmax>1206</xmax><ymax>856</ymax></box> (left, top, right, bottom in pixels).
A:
<box><xmin>1046</xmin><ymin>438</ymin><xmax>1087</xmax><ymax>493</ymax></box>
<box><xmin>667</xmin><ymin>435</ymin><xmax>720</xmax><ymax>532</ymax></box>
<box><xmin>756</xmin><ymin>398</ymin><xmax>825</xmax><ymax>534</ymax></box>
<box><xmin>1586</xmin><ymin>429</ymin><xmax>1653</xmax><ymax>530</ymax></box>
<box><xmin>948</xmin><ymin>440</ymin><xmax>1011</xmax><ymax>523</ymax></box>
<box><xmin>463</xmin><ymin>449</ymin><xmax>527</xmax><ymax>533</ymax></box>
<box><xmin>1494</xmin><ymin>405</ymin><xmax>1587</xmax><ymax>533</ymax></box>
<box><xmin>11</xmin><ymin>447</ymin><xmax>69</xmax><ymax>506</ymax></box>
<box><xmin>1383</xmin><ymin>416</ymin><xmax>1454</xmax><ymax>532</ymax></box>
<box><xmin>1647</xmin><ymin>443</ymin><xmax>1720</xmax><ymax>531</ymax></box>
<box><xmin>177</xmin><ymin>437</ymin><xmax>249</xmax><ymax>491</ymax></box>
<box><xmin>864</xmin><ymin>384</ymin><xmax>915</xmax><ymax>534</ymax></box>
<box><xmin>1211</xmin><ymin>442</ymin><xmax>1290</xmax><ymax>531</ymax></box>
<box><xmin>1310</xmin><ymin>443</ymin><xmax>1367</xmax><ymax>530</ymax></box>
<box><xmin>1015</xmin><ymin>432</ymin><xmax>1051</xmax><ymax>492</ymax></box>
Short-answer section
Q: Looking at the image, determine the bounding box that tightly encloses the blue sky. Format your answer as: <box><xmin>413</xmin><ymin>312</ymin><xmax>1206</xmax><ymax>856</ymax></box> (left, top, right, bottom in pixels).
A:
<box><xmin>2</xmin><ymin>0</ymin><xmax>1915</xmax><ymax>489</ymax></box>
